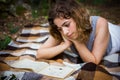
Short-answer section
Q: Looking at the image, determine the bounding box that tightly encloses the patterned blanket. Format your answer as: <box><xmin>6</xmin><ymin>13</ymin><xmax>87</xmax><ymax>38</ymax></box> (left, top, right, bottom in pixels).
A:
<box><xmin>0</xmin><ymin>24</ymin><xmax>120</xmax><ymax>80</ymax></box>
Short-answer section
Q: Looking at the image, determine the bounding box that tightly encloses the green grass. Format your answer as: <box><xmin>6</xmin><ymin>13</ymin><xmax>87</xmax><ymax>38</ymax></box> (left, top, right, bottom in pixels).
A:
<box><xmin>0</xmin><ymin>35</ymin><xmax>11</xmax><ymax>50</ymax></box>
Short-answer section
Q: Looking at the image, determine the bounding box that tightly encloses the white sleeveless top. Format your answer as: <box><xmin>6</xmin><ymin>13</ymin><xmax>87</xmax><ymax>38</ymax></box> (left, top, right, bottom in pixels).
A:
<box><xmin>71</xmin><ymin>16</ymin><xmax>120</xmax><ymax>57</ymax></box>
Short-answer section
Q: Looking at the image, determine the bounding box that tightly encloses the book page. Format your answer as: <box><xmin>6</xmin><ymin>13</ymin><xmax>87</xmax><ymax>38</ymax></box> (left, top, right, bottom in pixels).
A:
<box><xmin>39</xmin><ymin>65</ymin><xmax>74</xmax><ymax>79</ymax></box>
<box><xmin>6</xmin><ymin>59</ymin><xmax>49</xmax><ymax>73</ymax></box>
<box><xmin>6</xmin><ymin>59</ymin><xmax>74</xmax><ymax>79</ymax></box>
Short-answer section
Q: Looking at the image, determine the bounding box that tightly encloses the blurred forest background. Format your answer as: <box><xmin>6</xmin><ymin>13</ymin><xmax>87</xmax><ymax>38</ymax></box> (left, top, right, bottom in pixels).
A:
<box><xmin>0</xmin><ymin>0</ymin><xmax>120</xmax><ymax>50</ymax></box>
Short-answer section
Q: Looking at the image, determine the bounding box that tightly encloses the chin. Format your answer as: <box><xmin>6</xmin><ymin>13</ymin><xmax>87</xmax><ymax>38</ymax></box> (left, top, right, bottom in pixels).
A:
<box><xmin>70</xmin><ymin>37</ymin><xmax>77</xmax><ymax>40</ymax></box>
<box><xmin>73</xmin><ymin>35</ymin><xmax>78</xmax><ymax>40</ymax></box>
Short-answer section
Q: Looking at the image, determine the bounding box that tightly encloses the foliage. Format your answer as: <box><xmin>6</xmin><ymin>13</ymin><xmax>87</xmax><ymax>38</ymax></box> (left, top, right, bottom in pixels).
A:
<box><xmin>30</xmin><ymin>0</ymin><xmax>41</xmax><ymax>18</ymax></box>
<box><xmin>78</xmin><ymin>0</ymin><xmax>120</xmax><ymax>6</ymax></box>
<box><xmin>45</xmin><ymin>16</ymin><xmax>48</xmax><ymax>19</ymax></box>
<box><xmin>78</xmin><ymin>0</ymin><xmax>105</xmax><ymax>5</ymax></box>
<box><xmin>93</xmin><ymin>0</ymin><xmax>105</xmax><ymax>5</ymax></box>
<box><xmin>41</xmin><ymin>0</ymin><xmax>49</xmax><ymax>15</ymax></box>
<box><xmin>7</xmin><ymin>22</ymin><xmax>20</xmax><ymax>34</ymax></box>
<box><xmin>10</xmin><ymin>26</ymin><xmax>20</xmax><ymax>34</ymax></box>
<box><xmin>0</xmin><ymin>0</ymin><xmax>11</xmax><ymax>3</ymax></box>
<box><xmin>31</xmin><ymin>9</ymin><xmax>40</xmax><ymax>18</ymax></box>
<box><xmin>0</xmin><ymin>35</ymin><xmax>11</xmax><ymax>50</ymax></box>
<box><xmin>0</xmin><ymin>74</ymin><xmax>17</xmax><ymax>80</ymax></box>
<box><xmin>30</xmin><ymin>0</ymin><xmax>49</xmax><ymax>17</ymax></box>
<box><xmin>16</xmin><ymin>5</ymin><xmax>27</xmax><ymax>15</ymax></box>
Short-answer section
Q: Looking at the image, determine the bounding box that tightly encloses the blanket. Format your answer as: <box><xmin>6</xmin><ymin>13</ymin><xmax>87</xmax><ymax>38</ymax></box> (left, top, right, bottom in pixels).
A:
<box><xmin>0</xmin><ymin>24</ymin><xmax>120</xmax><ymax>80</ymax></box>
<box><xmin>77</xmin><ymin>62</ymin><xmax>120</xmax><ymax>80</ymax></box>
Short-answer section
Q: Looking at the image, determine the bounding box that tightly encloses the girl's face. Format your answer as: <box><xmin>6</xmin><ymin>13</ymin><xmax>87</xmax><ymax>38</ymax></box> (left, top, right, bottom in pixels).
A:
<box><xmin>54</xmin><ymin>17</ymin><xmax>79</xmax><ymax>40</ymax></box>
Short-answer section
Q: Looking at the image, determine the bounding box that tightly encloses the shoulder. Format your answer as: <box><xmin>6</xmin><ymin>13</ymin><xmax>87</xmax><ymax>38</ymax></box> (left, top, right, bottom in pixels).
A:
<box><xmin>90</xmin><ymin>16</ymin><xmax>108</xmax><ymax>30</ymax></box>
<box><xmin>97</xmin><ymin>17</ymin><xmax>108</xmax><ymax>25</ymax></box>
<box><xmin>96</xmin><ymin>16</ymin><xmax>108</xmax><ymax>34</ymax></box>
<box><xmin>90</xmin><ymin>16</ymin><xmax>107</xmax><ymax>24</ymax></box>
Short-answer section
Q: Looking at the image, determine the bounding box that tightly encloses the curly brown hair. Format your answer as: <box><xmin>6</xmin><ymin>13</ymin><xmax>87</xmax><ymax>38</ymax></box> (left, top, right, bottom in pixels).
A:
<box><xmin>48</xmin><ymin>0</ymin><xmax>92</xmax><ymax>43</ymax></box>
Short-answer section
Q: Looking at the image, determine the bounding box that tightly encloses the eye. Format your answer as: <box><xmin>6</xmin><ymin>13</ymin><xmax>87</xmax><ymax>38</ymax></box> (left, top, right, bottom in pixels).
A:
<box><xmin>64</xmin><ymin>22</ymin><xmax>70</xmax><ymax>27</ymax></box>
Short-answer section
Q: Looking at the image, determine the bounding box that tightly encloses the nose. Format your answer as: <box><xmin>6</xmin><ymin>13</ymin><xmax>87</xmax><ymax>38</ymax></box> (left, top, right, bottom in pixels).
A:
<box><xmin>62</xmin><ymin>27</ymin><xmax>69</xmax><ymax>35</ymax></box>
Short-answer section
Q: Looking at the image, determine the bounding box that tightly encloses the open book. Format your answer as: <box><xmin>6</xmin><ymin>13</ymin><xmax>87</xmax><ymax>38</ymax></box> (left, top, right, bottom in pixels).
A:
<box><xmin>5</xmin><ymin>59</ymin><xmax>74</xmax><ymax>79</ymax></box>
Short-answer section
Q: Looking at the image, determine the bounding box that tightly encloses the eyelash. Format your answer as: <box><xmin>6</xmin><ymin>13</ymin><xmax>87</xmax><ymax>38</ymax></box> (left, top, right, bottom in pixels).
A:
<box><xmin>64</xmin><ymin>24</ymin><xmax>69</xmax><ymax>27</ymax></box>
<box><xmin>65</xmin><ymin>22</ymin><xmax>70</xmax><ymax>28</ymax></box>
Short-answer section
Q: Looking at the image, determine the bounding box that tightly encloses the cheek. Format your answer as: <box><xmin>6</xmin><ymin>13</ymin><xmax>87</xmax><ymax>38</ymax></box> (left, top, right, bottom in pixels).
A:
<box><xmin>70</xmin><ymin>25</ymin><xmax>77</xmax><ymax>32</ymax></box>
<box><xmin>71</xmin><ymin>21</ymin><xmax>77</xmax><ymax>31</ymax></box>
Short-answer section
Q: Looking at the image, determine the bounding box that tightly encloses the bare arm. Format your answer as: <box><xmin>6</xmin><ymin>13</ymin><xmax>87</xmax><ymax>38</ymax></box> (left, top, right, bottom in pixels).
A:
<box><xmin>37</xmin><ymin>35</ymin><xmax>71</xmax><ymax>59</ymax></box>
<box><xmin>72</xmin><ymin>17</ymin><xmax>110</xmax><ymax>64</ymax></box>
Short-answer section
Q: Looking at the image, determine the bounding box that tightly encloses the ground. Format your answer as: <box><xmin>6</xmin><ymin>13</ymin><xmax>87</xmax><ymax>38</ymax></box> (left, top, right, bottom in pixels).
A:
<box><xmin>0</xmin><ymin>4</ymin><xmax>120</xmax><ymax>43</ymax></box>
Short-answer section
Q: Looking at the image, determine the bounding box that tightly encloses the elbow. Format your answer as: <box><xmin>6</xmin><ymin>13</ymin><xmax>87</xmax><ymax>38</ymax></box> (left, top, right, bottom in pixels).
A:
<box><xmin>91</xmin><ymin>55</ymin><xmax>101</xmax><ymax>65</ymax></box>
<box><xmin>36</xmin><ymin>49</ymin><xmax>45</xmax><ymax>59</ymax></box>
<box><xmin>86</xmin><ymin>61</ymin><xmax>99</xmax><ymax>65</ymax></box>
<box><xmin>91</xmin><ymin>58</ymin><xmax>100</xmax><ymax>65</ymax></box>
<box><xmin>92</xmin><ymin>61</ymin><xmax>99</xmax><ymax>65</ymax></box>
<box><xmin>86</xmin><ymin>57</ymin><xmax>100</xmax><ymax>65</ymax></box>
<box><xmin>36</xmin><ymin>52</ymin><xmax>41</xmax><ymax>59</ymax></box>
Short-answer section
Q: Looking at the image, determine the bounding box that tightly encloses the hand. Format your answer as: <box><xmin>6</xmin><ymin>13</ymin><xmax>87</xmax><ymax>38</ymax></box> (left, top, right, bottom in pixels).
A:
<box><xmin>61</xmin><ymin>35</ymin><xmax>72</xmax><ymax>48</ymax></box>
